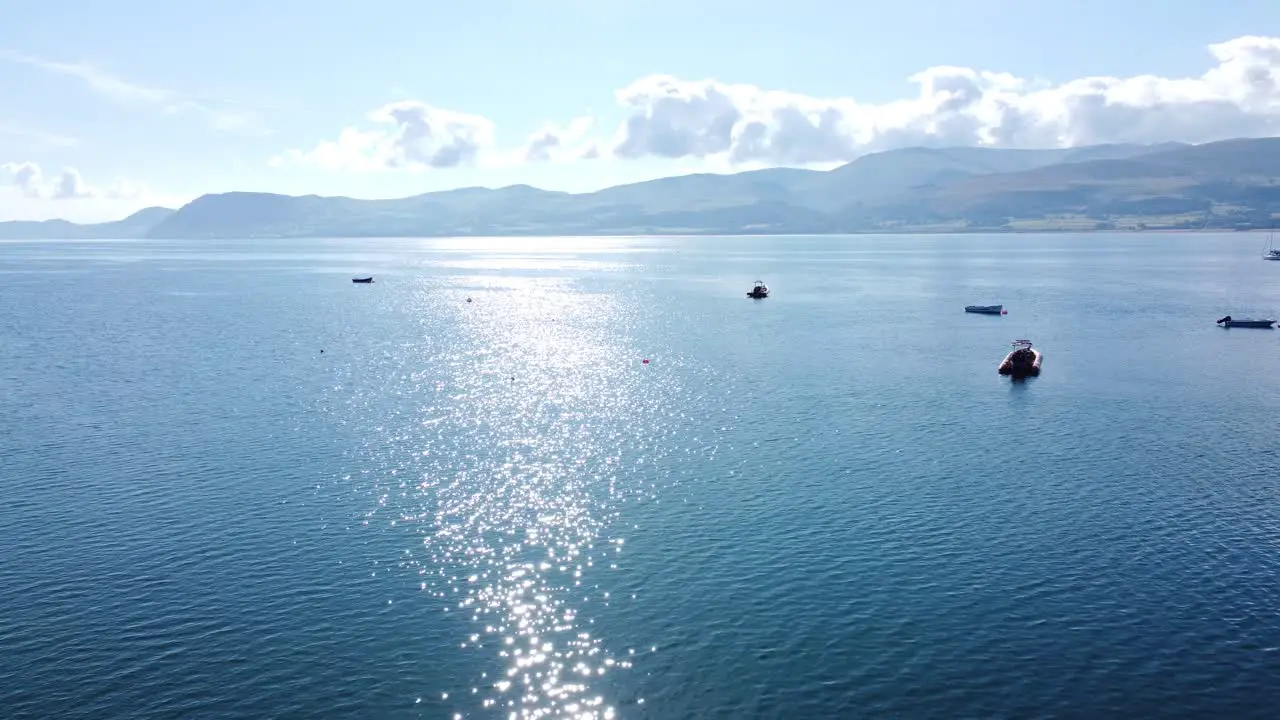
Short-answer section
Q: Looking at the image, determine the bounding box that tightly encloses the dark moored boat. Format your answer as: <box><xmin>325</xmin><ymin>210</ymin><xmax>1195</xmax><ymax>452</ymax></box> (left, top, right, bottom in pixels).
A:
<box><xmin>747</xmin><ymin>281</ymin><xmax>769</xmax><ymax>299</ymax></box>
<box><xmin>998</xmin><ymin>339</ymin><xmax>1042</xmax><ymax>377</ymax></box>
<box><xmin>352</xmin><ymin>277</ymin><xmax>374</xmax><ymax>284</ymax></box>
<box><xmin>965</xmin><ymin>304</ymin><xmax>1003</xmax><ymax>315</ymax></box>
<box><xmin>1216</xmin><ymin>315</ymin><xmax>1274</xmax><ymax>328</ymax></box>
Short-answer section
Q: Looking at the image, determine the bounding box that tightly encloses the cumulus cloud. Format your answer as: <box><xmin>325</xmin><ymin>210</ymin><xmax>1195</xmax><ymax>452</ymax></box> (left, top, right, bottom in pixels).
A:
<box><xmin>275</xmin><ymin>107</ymin><xmax>603</xmax><ymax>170</ymax></box>
<box><xmin>1</xmin><ymin>161</ymin><xmax>140</xmax><ymax>200</ymax></box>
<box><xmin>608</xmin><ymin>35</ymin><xmax>1280</xmax><ymax>164</ymax></box>
<box><xmin>273</xmin><ymin>34</ymin><xmax>1280</xmax><ymax>173</ymax></box>
<box><xmin>522</xmin><ymin>116</ymin><xmax>597</xmax><ymax>162</ymax></box>
<box><xmin>272</xmin><ymin>101</ymin><xmax>497</xmax><ymax>171</ymax></box>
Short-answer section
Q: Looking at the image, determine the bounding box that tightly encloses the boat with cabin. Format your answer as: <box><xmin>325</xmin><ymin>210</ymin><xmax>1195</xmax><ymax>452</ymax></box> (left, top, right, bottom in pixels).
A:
<box><xmin>1216</xmin><ymin>315</ymin><xmax>1275</xmax><ymax>328</ymax></box>
<box><xmin>998</xmin><ymin>339</ymin><xmax>1042</xmax><ymax>377</ymax></box>
<box><xmin>1265</xmin><ymin>228</ymin><xmax>1280</xmax><ymax>260</ymax></box>
<box><xmin>747</xmin><ymin>281</ymin><xmax>769</xmax><ymax>299</ymax></box>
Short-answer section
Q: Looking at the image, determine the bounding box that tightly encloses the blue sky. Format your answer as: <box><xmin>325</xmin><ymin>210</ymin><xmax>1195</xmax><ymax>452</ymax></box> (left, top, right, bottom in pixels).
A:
<box><xmin>2</xmin><ymin>0</ymin><xmax>1279</xmax><ymax>221</ymax></box>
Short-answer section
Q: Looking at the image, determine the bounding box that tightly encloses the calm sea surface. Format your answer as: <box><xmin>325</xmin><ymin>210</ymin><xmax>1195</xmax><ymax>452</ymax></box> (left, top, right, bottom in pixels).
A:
<box><xmin>3</xmin><ymin>233</ymin><xmax>1280</xmax><ymax>719</ymax></box>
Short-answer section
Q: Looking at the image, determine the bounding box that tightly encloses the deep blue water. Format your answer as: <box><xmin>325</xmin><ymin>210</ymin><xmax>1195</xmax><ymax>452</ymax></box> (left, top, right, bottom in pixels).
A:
<box><xmin>3</xmin><ymin>233</ymin><xmax>1280</xmax><ymax>719</ymax></box>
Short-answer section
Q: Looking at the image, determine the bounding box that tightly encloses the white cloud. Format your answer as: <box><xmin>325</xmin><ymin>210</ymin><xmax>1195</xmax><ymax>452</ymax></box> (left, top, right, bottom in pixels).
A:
<box><xmin>0</xmin><ymin>163</ymin><xmax>187</xmax><ymax>222</ymax></box>
<box><xmin>272</xmin><ymin>101</ymin><xmax>497</xmax><ymax>171</ymax></box>
<box><xmin>522</xmin><ymin>116</ymin><xmax>597</xmax><ymax>163</ymax></box>
<box><xmin>3</xmin><ymin>52</ymin><xmax>168</xmax><ymax>104</ymax></box>
<box><xmin>0</xmin><ymin>50</ymin><xmax>269</xmax><ymax>135</ymax></box>
<box><xmin>1</xmin><ymin>161</ymin><xmax>141</xmax><ymax>200</ymax></box>
<box><xmin>273</xmin><ymin>34</ymin><xmax>1280</xmax><ymax>174</ymax></box>
<box><xmin>606</xmin><ymin>35</ymin><xmax>1280</xmax><ymax>164</ymax></box>
<box><xmin>274</xmin><ymin>107</ymin><xmax>603</xmax><ymax>171</ymax></box>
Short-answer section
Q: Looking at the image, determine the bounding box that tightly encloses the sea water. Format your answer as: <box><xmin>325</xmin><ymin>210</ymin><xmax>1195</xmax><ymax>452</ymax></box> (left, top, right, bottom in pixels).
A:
<box><xmin>3</xmin><ymin>233</ymin><xmax>1280</xmax><ymax>718</ymax></box>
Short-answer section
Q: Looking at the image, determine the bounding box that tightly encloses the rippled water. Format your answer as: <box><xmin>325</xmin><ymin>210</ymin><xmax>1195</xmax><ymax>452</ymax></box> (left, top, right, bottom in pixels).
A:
<box><xmin>4</xmin><ymin>233</ymin><xmax>1280</xmax><ymax>718</ymax></box>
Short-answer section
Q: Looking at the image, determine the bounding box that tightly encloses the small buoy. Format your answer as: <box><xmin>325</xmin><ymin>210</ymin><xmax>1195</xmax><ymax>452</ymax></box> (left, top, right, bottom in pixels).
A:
<box><xmin>466</xmin><ymin>297</ymin><xmax>473</xmax><ymax>303</ymax></box>
<box><xmin>320</xmin><ymin>349</ymin><xmax>325</xmax><ymax>353</ymax></box>
<box><xmin>642</xmin><ymin>359</ymin><xmax>651</xmax><ymax>364</ymax></box>
<box><xmin>1001</xmin><ymin>310</ymin><xmax>1008</xmax><ymax>315</ymax></box>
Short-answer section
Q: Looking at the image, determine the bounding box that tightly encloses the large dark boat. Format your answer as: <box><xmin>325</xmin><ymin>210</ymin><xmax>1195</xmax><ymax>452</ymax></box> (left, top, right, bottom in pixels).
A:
<box><xmin>965</xmin><ymin>304</ymin><xmax>1003</xmax><ymax>315</ymax></box>
<box><xmin>998</xmin><ymin>339</ymin><xmax>1042</xmax><ymax>377</ymax></box>
<box><xmin>1216</xmin><ymin>315</ymin><xmax>1274</xmax><ymax>328</ymax></box>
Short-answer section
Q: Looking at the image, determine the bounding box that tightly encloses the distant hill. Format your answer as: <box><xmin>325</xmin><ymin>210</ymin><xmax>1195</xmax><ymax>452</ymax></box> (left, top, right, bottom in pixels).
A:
<box><xmin>857</xmin><ymin>138</ymin><xmax>1280</xmax><ymax>230</ymax></box>
<box><xmin>0</xmin><ymin>207</ymin><xmax>175</xmax><ymax>240</ymax></box>
<box><xmin>794</xmin><ymin>142</ymin><xmax>1189</xmax><ymax>213</ymax></box>
<box><xmin>5</xmin><ymin>138</ymin><xmax>1280</xmax><ymax>238</ymax></box>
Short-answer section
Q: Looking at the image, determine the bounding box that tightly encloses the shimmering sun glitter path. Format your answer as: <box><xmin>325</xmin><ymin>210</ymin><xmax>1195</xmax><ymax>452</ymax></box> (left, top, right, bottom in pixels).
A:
<box><xmin>338</xmin><ymin>275</ymin><xmax>677</xmax><ymax>718</ymax></box>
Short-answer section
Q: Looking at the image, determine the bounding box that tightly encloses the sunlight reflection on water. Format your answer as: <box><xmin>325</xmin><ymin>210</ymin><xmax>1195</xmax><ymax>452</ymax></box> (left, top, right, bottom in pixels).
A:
<box><xmin>346</xmin><ymin>275</ymin><xmax>672</xmax><ymax>718</ymax></box>
<box><xmin>436</xmin><ymin>259</ymin><xmax>635</xmax><ymax>273</ymax></box>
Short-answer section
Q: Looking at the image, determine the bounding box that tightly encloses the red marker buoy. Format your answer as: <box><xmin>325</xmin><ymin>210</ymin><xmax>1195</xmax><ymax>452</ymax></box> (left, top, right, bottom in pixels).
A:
<box><xmin>1001</xmin><ymin>310</ymin><xmax>1008</xmax><ymax>315</ymax></box>
<box><xmin>642</xmin><ymin>359</ymin><xmax>650</xmax><ymax>364</ymax></box>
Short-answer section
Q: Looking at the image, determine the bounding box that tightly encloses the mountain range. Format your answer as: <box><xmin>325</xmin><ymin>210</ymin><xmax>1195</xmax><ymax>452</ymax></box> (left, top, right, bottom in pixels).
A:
<box><xmin>5</xmin><ymin>137</ymin><xmax>1280</xmax><ymax>240</ymax></box>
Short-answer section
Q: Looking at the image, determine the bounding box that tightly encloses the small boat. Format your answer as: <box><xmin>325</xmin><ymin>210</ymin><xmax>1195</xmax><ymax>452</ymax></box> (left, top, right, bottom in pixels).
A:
<box><xmin>352</xmin><ymin>277</ymin><xmax>374</xmax><ymax>284</ymax></box>
<box><xmin>1265</xmin><ymin>228</ymin><xmax>1280</xmax><ymax>260</ymax></box>
<box><xmin>965</xmin><ymin>304</ymin><xmax>1003</xmax><ymax>315</ymax></box>
<box><xmin>1216</xmin><ymin>315</ymin><xmax>1275</xmax><ymax>328</ymax></box>
<box><xmin>747</xmin><ymin>281</ymin><xmax>769</xmax><ymax>299</ymax></box>
<box><xmin>998</xmin><ymin>339</ymin><xmax>1042</xmax><ymax>377</ymax></box>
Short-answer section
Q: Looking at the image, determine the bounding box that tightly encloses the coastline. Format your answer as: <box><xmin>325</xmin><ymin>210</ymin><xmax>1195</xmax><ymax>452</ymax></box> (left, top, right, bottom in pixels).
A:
<box><xmin>2</xmin><ymin>227</ymin><xmax>1273</xmax><ymax>242</ymax></box>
